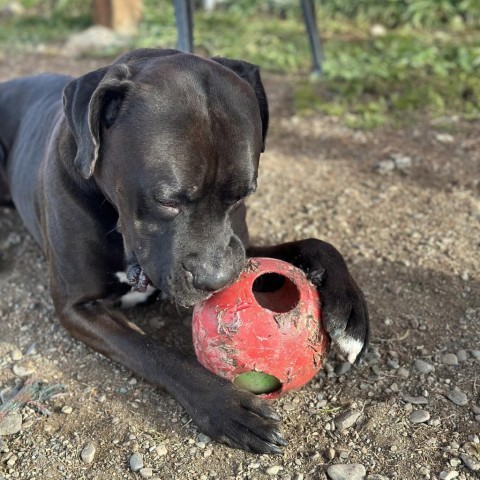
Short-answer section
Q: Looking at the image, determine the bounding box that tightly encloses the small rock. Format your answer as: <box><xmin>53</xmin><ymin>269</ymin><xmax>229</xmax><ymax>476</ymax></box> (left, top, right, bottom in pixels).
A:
<box><xmin>26</xmin><ymin>343</ymin><xmax>37</xmax><ymax>355</ymax></box>
<box><xmin>197</xmin><ymin>433</ymin><xmax>210</xmax><ymax>443</ymax></box>
<box><xmin>12</xmin><ymin>360</ymin><xmax>36</xmax><ymax>377</ymax></box>
<box><xmin>397</xmin><ymin>367</ymin><xmax>410</xmax><ymax>379</ymax></box>
<box><xmin>10</xmin><ymin>349</ymin><xmax>23</xmax><ymax>361</ymax></box>
<box><xmin>387</xmin><ymin>359</ymin><xmax>399</xmax><ymax>369</ymax></box>
<box><xmin>409</xmin><ymin>410</ymin><xmax>430</xmax><ymax>424</ymax></box>
<box><xmin>62</xmin><ymin>405</ymin><xmax>73</xmax><ymax>414</ymax></box>
<box><xmin>326</xmin><ymin>447</ymin><xmax>336</xmax><ymax>460</ymax></box>
<box><xmin>140</xmin><ymin>468</ymin><xmax>153</xmax><ymax>479</ymax></box>
<box><xmin>441</xmin><ymin>353</ymin><xmax>459</xmax><ymax>366</ymax></box>
<box><xmin>435</xmin><ymin>133</ymin><xmax>454</xmax><ymax>144</ymax></box>
<box><xmin>203</xmin><ymin>448</ymin><xmax>212</xmax><ymax>458</ymax></box>
<box><xmin>414</xmin><ymin>359</ymin><xmax>435</xmax><ymax>374</ymax></box>
<box><xmin>156</xmin><ymin>444</ymin><xmax>167</xmax><ymax>456</ymax></box>
<box><xmin>456</xmin><ymin>350</ymin><xmax>468</xmax><ymax>362</ymax></box>
<box><xmin>374</xmin><ymin>159</ymin><xmax>395</xmax><ymax>174</ymax></box>
<box><xmin>470</xmin><ymin>350</ymin><xmax>480</xmax><ymax>360</ymax></box>
<box><xmin>335</xmin><ymin>361</ymin><xmax>351</xmax><ymax>376</ymax></box>
<box><xmin>0</xmin><ymin>414</ymin><xmax>22</xmax><ymax>435</ymax></box>
<box><xmin>460</xmin><ymin>454</ymin><xmax>480</xmax><ymax>472</ymax></box>
<box><xmin>439</xmin><ymin>471</ymin><xmax>459</xmax><ymax>480</ymax></box>
<box><xmin>130</xmin><ymin>452</ymin><xmax>144</xmax><ymax>472</ymax></box>
<box><xmin>6</xmin><ymin>454</ymin><xmax>17</xmax><ymax>466</ymax></box>
<box><xmin>446</xmin><ymin>390</ymin><xmax>468</xmax><ymax>406</ymax></box>
<box><xmin>334</xmin><ymin>410</ymin><xmax>361</xmax><ymax>430</ymax></box>
<box><xmin>402</xmin><ymin>395</ymin><xmax>428</xmax><ymax>405</ymax></box>
<box><xmin>367</xmin><ymin>475</ymin><xmax>389</xmax><ymax>480</ymax></box>
<box><xmin>266</xmin><ymin>465</ymin><xmax>282</xmax><ymax>475</ymax></box>
<box><xmin>472</xmin><ymin>405</ymin><xmax>480</xmax><ymax>415</ymax></box>
<box><xmin>327</xmin><ymin>464</ymin><xmax>366</xmax><ymax>480</ymax></box>
<box><xmin>80</xmin><ymin>444</ymin><xmax>96</xmax><ymax>463</ymax></box>
<box><xmin>391</xmin><ymin>154</ymin><xmax>412</xmax><ymax>170</ymax></box>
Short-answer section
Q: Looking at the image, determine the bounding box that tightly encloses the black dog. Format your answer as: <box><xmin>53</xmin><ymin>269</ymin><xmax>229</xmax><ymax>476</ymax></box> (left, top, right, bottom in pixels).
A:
<box><xmin>0</xmin><ymin>49</ymin><xmax>369</xmax><ymax>453</ymax></box>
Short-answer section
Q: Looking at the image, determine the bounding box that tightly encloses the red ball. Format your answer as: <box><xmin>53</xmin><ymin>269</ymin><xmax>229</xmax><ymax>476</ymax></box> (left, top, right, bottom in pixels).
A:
<box><xmin>192</xmin><ymin>257</ymin><xmax>330</xmax><ymax>398</ymax></box>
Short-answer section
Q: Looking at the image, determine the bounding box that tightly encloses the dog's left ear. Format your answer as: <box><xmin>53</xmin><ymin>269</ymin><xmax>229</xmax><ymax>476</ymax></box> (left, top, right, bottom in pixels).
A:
<box><xmin>62</xmin><ymin>64</ymin><xmax>133</xmax><ymax>179</ymax></box>
<box><xmin>210</xmin><ymin>57</ymin><xmax>269</xmax><ymax>152</ymax></box>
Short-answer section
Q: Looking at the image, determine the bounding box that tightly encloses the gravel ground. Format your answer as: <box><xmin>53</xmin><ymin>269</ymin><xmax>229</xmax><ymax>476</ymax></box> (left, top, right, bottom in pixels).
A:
<box><xmin>0</xmin><ymin>53</ymin><xmax>480</xmax><ymax>480</ymax></box>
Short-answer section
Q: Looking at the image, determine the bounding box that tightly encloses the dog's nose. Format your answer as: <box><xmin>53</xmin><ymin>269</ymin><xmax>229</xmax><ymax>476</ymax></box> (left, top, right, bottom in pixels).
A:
<box><xmin>191</xmin><ymin>264</ymin><xmax>236</xmax><ymax>292</ymax></box>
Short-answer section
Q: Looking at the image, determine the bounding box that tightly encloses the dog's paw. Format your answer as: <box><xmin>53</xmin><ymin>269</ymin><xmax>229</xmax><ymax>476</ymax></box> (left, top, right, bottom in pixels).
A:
<box><xmin>296</xmin><ymin>239</ymin><xmax>369</xmax><ymax>363</ymax></box>
<box><xmin>321</xmin><ymin>287</ymin><xmax>369</xmax><ymax>364</ymax></box>
<box><xmin>178</xmin><ymin>371</ymin><xmax>286</xmax><ymax>454</ymax></box>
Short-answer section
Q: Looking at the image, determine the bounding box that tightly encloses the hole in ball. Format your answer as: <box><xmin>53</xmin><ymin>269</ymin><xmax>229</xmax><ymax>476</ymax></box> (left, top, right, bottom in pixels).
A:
<box><xmin>252</xmin><ymin>272</ymin><xmax>300</xmax><ymax>313</ymax></box>
<box><xmin>234</xmin><ymin>371</ymin><xmax>282</xmax><ymax>395</ymax></box>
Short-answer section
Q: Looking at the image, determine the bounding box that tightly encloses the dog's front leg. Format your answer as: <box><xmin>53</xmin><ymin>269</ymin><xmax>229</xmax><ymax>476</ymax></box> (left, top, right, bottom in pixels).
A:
<box><xmin>248</xmin><ymin>238</ymin><xmax>369</xmax><ymax>363</ymax></box>
<box><xmin>52</xmin><ymin>290</ymin><xmax>286</xmax><ymax>454</ymax></box>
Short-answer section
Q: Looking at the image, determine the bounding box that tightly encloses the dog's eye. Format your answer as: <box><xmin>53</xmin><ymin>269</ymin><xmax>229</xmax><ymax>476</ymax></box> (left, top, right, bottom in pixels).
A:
<box><xmin>156</xmin><ymin>200</ymin><xmax>181</xmax><ymax>217</ymax></box>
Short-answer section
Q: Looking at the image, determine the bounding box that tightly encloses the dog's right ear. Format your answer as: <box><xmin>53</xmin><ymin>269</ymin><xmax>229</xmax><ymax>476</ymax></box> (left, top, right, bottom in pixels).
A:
<box><xmin>63</xmin><ymin>64</ymin><xmax>133</xmax><ymax>179</ymax></box>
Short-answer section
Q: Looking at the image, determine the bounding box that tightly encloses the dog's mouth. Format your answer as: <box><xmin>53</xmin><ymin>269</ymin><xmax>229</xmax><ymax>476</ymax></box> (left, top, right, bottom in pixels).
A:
<box><xmin>125</xmin><ymin>262</ymin><xmax>215</xmax><ymax>306</ymax></box>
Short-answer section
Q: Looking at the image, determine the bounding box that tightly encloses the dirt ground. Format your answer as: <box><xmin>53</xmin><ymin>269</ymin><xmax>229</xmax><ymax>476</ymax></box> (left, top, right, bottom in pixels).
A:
<box><xmin>0</xmin><ymin>52</ymin><xmax>479</xmax><ymax>480</ymax></box>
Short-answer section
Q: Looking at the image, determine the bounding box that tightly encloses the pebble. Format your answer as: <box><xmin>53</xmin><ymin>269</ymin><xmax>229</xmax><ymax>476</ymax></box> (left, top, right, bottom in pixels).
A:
<box><xmin>439</xmin><ymin>471</ymin><xmax>459</xmax><ymax>480</ymax></box>
<box><xmin>130</xmin><ymin>452</ymin><xmax>144</xmax><ymax>472</ymax></box>
<box><xmin>435</xmin><ymin>133</ymin><xmax>454</xmax><ymax>143</ymax></box>
<box><xmin>472</xmin><ymin>405</ymin><xmax>480</xmax><ymax>415</ymax></box>
<box><xmin>470</xmin><ymin>350</ymin><xmax>480</xmax><ymax>360</ymax></box>
<box><xmin>197</xmin><ymin>433</ymin><xmax>210</xmax><ymax>443</ymax></box>
<box><xmin>402</xmin><ymin>395</ymin><xmax>428</xmax><ymax>405</ymax></box>
<box><xmin>156</xmin><ymin>444</ymin><xmax>167</xmax><ymax>456</ymax></box>
<box><xmin>62</xmin><ymin>405</ymin><xmax>73</xmax><ymax>414</ymax></box>
<box><xmin>335</xmin><ymin>361</ymin><xmax>351</xmax><ymax>375</ymax></box>
<box><xmin>327</xmin><ymin>464</ymin><xmax>366</xmax><ymax>480</ymax></box>
<box><xmin>80</xmin><ymin>444</ymin><xmax>96</xmax><ymax>463</ymax></box>
<box><xmin>456</xmin><ymin>350</ymin><xmax>468</xmax><ymax>362</ymax></box>
<box><xmin>334</xmin><ymin>410</ymin><xmax>361</xmax><ymax>430</ymax></box>
<box><xmin>374</xmin><ymin>159</ymin><xmax>395</xmax><ymax>174</ymax></box>
<box><xmin>387</xmin><ymin>359</ymin><xmax>399</xmax><ymax>369</ymax></box>
<box><xmin>326</xmin><ymin>447</ymin><xmax>336</xmax><ymax>460</ymax></box>
<box><xmin>10</xmin><ymin>349</ymin><xmax>23</xmax><ymax>361</ymax></box>
<box><xmin>266</xmin><ymin>465</ymin><xmax>282</xmax><ymax>475</ymax></box>
<box><xmin>409</xmin><ymin>410</ymin><xmax>430</xmax><ymax>423</ymax></box>
<box><xmin>414</xmin><ymin>359</ymin><xmax>435</xmax><ymax>374</ymax></box>
<box><xmin>0</xmin><ymin>414</ymin><xmax>22</xmax><ymax>435</ymax></box>
<box><xmin>446</xmin><ymin>390</ymin><xmax>468</xmax><ymax>406</ymax></box>
<box><xmin>140</xmin><ymin>468</ymin><xmax>153</xmax><ymax>478</ymax></box>
<box><xmin>441</xmin><ymin>353</ymin><xmax>458</xmax><ymax>366</ymax></box>
<box><xmin>392</xmin><ymin>154</ymin><xmax>412</xmax><ymax>170</ymax></box>
<box><xmin>367</xmin><ymin>476</ymin><xmax>389</xmax><ymax>480</ymax></box>
<box><xmin>12</xmin><ymin>360</ymin><xmax>36</xmax><ymax>377</ymax></box>
<box><xmin>397</xmin><ymin>367</ymin><xmax>410</xmax><ymax>379</ymax></box>
<box><xmin>460</xmin><ymin>454</ymin><xmax>480</xmax><ymax>471</ymax></box>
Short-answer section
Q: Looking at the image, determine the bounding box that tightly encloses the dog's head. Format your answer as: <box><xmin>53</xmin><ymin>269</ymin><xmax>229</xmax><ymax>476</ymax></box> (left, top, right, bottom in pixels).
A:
<box><xmin>62</xmin><ymin>49</ymin><xmax>269</xmax><ymax>305</ymax></box>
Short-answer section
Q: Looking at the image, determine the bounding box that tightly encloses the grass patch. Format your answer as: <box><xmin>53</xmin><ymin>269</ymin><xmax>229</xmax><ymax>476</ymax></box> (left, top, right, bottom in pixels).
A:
<box><xmin>1</xmin><ymin>0</ymin><xmax>479</xmax><ymax>127</ymax></box>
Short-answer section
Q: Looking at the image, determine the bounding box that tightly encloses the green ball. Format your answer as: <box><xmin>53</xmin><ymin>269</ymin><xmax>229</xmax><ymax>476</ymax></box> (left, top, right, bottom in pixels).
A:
<box><xmin>233</xmin><ymin>371</ymin><xmax>282</xmax><ymax>395</ymax></box>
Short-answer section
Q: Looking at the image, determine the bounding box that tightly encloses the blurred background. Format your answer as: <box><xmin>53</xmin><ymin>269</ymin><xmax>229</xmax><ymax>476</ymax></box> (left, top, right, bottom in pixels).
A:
<box><xmin>0</xmin><ymin>0</ymin><xmax>479</xmax><ymax>129</ymax></box>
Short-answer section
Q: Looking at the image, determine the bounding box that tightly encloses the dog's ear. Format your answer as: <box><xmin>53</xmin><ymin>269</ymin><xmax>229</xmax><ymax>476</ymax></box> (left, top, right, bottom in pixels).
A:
<box><xmin>210</xmin><ymin>57</ymin><xmax>269</xmax><ymax>152</ymax></box>
<box><xmin>62</xmin><ymin>64</ymin><xmax>133</xmax><ymax>179</ymax></box>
